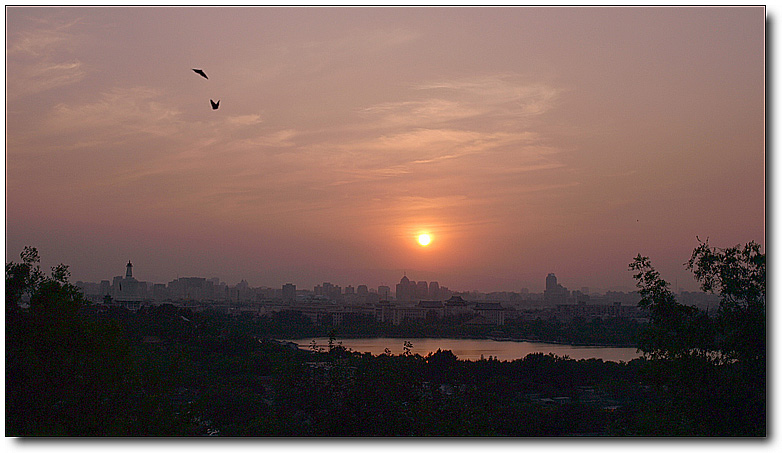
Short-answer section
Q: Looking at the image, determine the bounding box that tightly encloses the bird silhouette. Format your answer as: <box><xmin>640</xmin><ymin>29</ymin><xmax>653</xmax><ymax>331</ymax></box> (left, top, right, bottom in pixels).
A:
<box><xmin>192</xmin><ymin>68</ymin><xmax>208</xmax><ymax>79</ymax></box>
<box><xmin>210</xmin><ymin>99</ymin><xmax>220</xmax><ymax>110</ymax></box>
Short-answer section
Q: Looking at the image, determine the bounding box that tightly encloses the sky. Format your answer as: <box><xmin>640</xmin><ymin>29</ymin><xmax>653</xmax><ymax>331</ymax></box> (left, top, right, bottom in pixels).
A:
<box><xmin>4</xmin><ymin>6</ymin><xmax>766</xmax><ymax>294</ymax></box>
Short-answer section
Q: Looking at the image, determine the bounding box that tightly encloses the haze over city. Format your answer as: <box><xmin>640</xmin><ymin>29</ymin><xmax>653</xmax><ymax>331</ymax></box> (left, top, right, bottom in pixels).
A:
<box><xmin>4</xmin><ymin>6</ymin><xmax>765</xmax><ymax>293</ymax></box>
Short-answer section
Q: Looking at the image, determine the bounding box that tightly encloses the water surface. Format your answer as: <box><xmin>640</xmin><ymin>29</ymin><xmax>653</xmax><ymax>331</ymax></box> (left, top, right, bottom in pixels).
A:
<box><xmin>291</xmin><ymin>337</ymin><xmax>641</xmax><ymax>362</ymax></box>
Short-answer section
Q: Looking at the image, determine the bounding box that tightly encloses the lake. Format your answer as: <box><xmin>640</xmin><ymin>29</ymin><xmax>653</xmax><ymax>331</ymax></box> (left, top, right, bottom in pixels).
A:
<box><xmin>290</xmin><ymin>337</ymin><xmax>642</xmax><ymax>362</ymax></box>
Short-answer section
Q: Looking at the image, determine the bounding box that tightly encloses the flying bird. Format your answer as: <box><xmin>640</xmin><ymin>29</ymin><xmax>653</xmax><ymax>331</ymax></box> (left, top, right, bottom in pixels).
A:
<box><xmin>192</xmin><ymin>68</ymin><xmax>208</xmax><ymax>79</ymax></box>
<box><xmin>210</xmin><ymin>99</ymin><xmax>220</xmax><ymax>110</ymax></box>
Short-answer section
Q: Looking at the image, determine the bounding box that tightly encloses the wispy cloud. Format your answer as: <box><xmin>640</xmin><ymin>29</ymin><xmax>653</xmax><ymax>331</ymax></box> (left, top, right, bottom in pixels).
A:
<box><xmin>225</xmin><ymin>114</ymin><xmax>263</xmax><ymax>127</ymax></box>
<box><xmin>294</xmin><ymin>27</ymin><xmax>420</xmax><ymax>62</ymax></box>
<box><xmin>6</xmin><ymin>17</ymin><xmax>86</xmax><ymax>97</ymax></box>
<box><xmin>46</xmin><ymin>87</ymin><xmax>183</xmax><ymax>139</ymax></box>
<box><xmin>363</xmin><ymin>74</ymin><xmax>561</xmax><ymax>129</ymax></box>
<box><xmin>7</xmin><ymin>17</ymin><xmax>83</xmax><ymax>57</ymax></box>
<box><xmin>416</xmin><ymin>74</ymin><xmax>560</xmax><ymax>114</ymax></box>
<box><xmin>8</xmin><ymin>60</ymin><xmax>86</xmax><ymax>98</ymax></box>
<box><xmin>250</xmin><ymin>27</ymin><xmax>420</xmax><ymax>84</ymax></box>
<box><xmin>361</xmin><ymin>99</ymin><xmax>486</xmax><ymax>126</ymax></box>
<box><xmin>258</xmin><ymin>72</ymin><xmax>573</xmax><ymax>231</ymax></box>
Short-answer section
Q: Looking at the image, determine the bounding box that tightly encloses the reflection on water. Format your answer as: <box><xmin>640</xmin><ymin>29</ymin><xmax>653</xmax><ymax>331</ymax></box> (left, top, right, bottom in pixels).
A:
<box><xmin>292</xmin><ymin>337</ymin><xmax>641</xmax><ymax>362</ymax></box>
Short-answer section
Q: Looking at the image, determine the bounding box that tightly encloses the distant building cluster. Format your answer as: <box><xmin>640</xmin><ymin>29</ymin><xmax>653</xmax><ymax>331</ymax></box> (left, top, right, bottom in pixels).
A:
<box><xmin>74</xmin><ymin>263</ymin><xmax>719</xmax><ymax>327</ymax></box>
<box><xmin>395</xmin><ymin>275</ymin><xmax>450</xmax><ymax>301</ymax></box>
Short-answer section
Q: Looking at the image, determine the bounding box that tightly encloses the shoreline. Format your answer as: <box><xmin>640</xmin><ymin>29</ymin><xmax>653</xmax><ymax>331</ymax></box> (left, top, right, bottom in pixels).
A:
<box><xmin>279</xmin><ymin>334</ymin><xmax>639</xmax><ymax>350</ymax></box>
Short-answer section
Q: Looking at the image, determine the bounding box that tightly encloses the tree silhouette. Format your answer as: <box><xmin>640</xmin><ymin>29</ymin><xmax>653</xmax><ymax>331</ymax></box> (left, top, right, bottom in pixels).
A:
<box><xmin>629</xmin><ymin>254</ymin><xmax>714</xmax><ymax>360</ymax></box>
<box><xmin>6</xmin><ymin>246</ymin><xmax>85</xmax><ymax>317</ymax></box>
<box><xmin>6</xmin><ymin>247</ymin><xmax>136</xmax><ymax>435</ymax></box>
<box><xmin>686</xmin><ymin>239</ymin><xmax>765</xmax><ymax>364</ymax></box>
<box><xmin>630</xmin><ymin>239</ymin><xmax>765</xmax><ymax>365</ymax></box>
<box><xmin>629</xmin><ymin>239</ymin><xmax>766</xmax><ymax>436</ymax></box>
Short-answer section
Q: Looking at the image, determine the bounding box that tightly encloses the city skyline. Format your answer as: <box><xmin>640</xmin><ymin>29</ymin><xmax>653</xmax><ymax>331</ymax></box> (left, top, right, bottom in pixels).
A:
<box><xmin>5</xmin><ymin>7</ymin><xmax>765</xmax><ymax>294</ymax></box>
<box><xmin>77</xmin><ymin>257</ymin><xmax>694</xmax><ymax>297</ymax></box>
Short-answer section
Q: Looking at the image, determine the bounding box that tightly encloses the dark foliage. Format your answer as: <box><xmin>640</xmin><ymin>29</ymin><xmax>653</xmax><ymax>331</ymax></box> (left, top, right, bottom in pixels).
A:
<box><xmin>6</xmin><ymin>243</ymin><xmax>765</xmax><ymax>436</ymax></box>
<box><xmin>629</xmin><ymin>239</ymin><xmax>766</xmax><ymax>436</ymax></box>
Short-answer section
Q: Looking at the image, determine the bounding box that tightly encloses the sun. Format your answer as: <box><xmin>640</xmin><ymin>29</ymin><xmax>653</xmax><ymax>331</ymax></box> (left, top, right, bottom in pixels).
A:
<box><xmin>417</xmin><ymin>234</ymin><xmax>431</xmax><ymax>246</ymax></box>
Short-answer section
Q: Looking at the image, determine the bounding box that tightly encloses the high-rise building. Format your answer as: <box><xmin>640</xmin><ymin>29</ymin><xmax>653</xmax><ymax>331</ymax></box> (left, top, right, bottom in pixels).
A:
<box><xmin>378</xmin><ymin>285</ymin><xmax>391</xmax><ymax>300</ymax></box>
<box><xmin>168</xmin><ymin>277</ymin><xmax>212</xmax><ymax>300</ymax></box>
<box><xmin>428</xmin><ymin>281</ymin><xmax>440</xmax><ymax>300</ymax></box>
<box><xmin>316</xmin><ymin>282</ymin><xmax>342</xmax><ymax>301</ymax></box>
<box><xmin>152</xmin><ymin>283</ymin><xmax>168</xmax><ymax>300</ymax></box>
<box><xmin>282</xmin><ymin>283</ymin><xmax>296</xmax><ymax>303</ymax></box>
<box><xmin>416</xmin><ymin>280</ymin><xmax>429</xmax><ymax>299</ymax></box>
<box><xmin>544</xmin><ymin>273</ymin><xmax>569</xmax><ymax>303</ymax></box>
<box><xmin>546</xmin><ymin>273</ymin><xmax>558</xmax><ymax>291</ymax></box>
<box><xmin>100</xmin><ymin>280</ymin><xmax>111</xmax><ymax>296</ymax></box>
<box><xmin>396</xmin><ymin>275</ymin><xmax>414</xmax><ymax>301</ymax></box>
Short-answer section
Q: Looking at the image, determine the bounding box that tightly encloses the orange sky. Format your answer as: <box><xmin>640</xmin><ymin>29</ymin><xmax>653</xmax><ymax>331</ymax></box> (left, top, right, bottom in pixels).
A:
<box><xmin>4</xmin><ymin>6</ymin><xmax>765</xmax><ymax>293</ymax></box>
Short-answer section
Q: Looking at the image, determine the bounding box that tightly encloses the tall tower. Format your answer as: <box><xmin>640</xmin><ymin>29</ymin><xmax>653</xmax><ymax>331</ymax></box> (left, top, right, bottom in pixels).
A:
<box><xmin>126</xmin><ymin>260</ymin><xmax>133</xmax><ymax>278</ymax></box>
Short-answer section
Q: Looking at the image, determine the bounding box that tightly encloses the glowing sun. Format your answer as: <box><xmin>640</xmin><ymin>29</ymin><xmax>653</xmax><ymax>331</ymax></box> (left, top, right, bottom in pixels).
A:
<box><xmin>418</xmin><ymin>234</ymin><xmax>431</xmax><ymax>246</ymax></box>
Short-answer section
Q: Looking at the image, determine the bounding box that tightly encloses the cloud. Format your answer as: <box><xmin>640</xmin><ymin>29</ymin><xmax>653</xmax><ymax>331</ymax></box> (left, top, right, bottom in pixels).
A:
<box><xmin>416</xmin><ymin>74</ymin><xmax>559</xmax><ymax>109</ymax></box>
<box><xmin>362</xmin><ymin>99</ymin><xmax>487</xmax><ymax>127</ymax></box>
<box><xmin>225</xmin><ymin>114</ymin><xmax>263</xmax><ymax>127</ymax></box>
<box><xmin>315</xmin><ymin>126</ymin><xmax>552</xmax><ymax>191</ymax></box>
<box><xmin>45</xmin><ymin>87</ymin><xmax>183</xmax><ymax>140</ymax></box>
<box><xmin>347</xmin><ymin>73</ymin><xmax>561</xmax><ymax>165</ymax></box>
<box><xmin>262</xmin><ymin>73</ymin><xmax>573</xmax><ymax>230</ymax></box>
<box><xmin>253</xmin><ymin>27</ymin><xmax>420</xmax><ymax>83</ymax></box>
<box><xmin>8</xmin><ymin>60</ymin><xmax>86</xmax><ymax>98</ymax></box>
<box><xmin>362</xmin><ymin>74</ymin><xmax>561</xmax><ymax>129</ymax></box>
<box><xmin>6</xmin><ymin>17</ymin><xmax>86</xmax><ymax>97</ymax></box>
<box><xmin>230</xmin><ymin>73</ymin><xmax>570</xmax><ymax>225</ymax></box>
<box><xmin>7</xmin><ymin>17</ymin><xmax>83</xmax><ymax>57</ymax></box>
<box><xmin>297</xmin><ymin>27</ymin><xmax>420</xmax><ymax>59</ymax></box>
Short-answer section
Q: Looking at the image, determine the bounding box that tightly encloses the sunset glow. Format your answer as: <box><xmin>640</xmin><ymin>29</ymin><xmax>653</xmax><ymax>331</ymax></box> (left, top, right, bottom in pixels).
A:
<box><xmin>4</xmin><ymin>7</ymin><xmax>765</xmax><ymax>293</ymax></box>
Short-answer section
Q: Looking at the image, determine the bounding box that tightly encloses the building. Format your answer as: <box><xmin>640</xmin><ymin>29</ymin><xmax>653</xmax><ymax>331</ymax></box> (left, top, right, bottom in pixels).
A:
<box><xmin>428</xmin><ymin>281</ymin><xmax>440</xmax><ymax>300</ymax></box>
<box><xmin>444</xmin><ymin>295</ymin><xmax>472</xmax><ymax>317</ymax></box>
<box><xmin>415</xmin><ymin>280</ymin><xmax>429</xmax><ymax>299</ymax></box>
<box><xmin>168</xmin><ymin>277</ymin><xmax>215</xmax><ymax>301</ymax></box>
<box><xmin>396</xmin><ymin>275</ymin><xmax>415</xmax><ymax>302</ymax></box>
<box><xmin>390</xmin><ymin>306</ymin><xmax>427</xmax><ymax>324</ymax></box>
<box><xmin>112</xmin><ymin>260</ymin><xmax>144</xmax><ymax>309</ymax></box>
<box><xmin>114</xmin><ymin>261</ymin><xmax>144</xmax><ymax>301</ymax></box>
<box><xmin>473</xmin><ymin>302</ymin><xmax>506</xmax><ymax>325</ymax></box>
<box><xmin>282</xmin><ymin>283</ymin><xmax>296</xmax><ymax>303</ymax></box>
<box><xmin>543</xmin><ymin>273</ymin><xmax>569</xmax><ymax>304</ymax></box>
<box><xmin>152</xmin><ymin>283</ymin><xmax>168</xmax><ymax>301</ymax></box>
<box><xmin>417</xmin><ymin>300</ymin><xmax>445</xmax><ymax>320</ymax></box>
<box><xmin>555</xmin><ymin>301</ymin><xmax>641</xmax><ymax>321</ymax></box>
<box><xmin>99</xmin><ymin>280</ymin><xmax>111</xmax><ymax>296</ymax></box>
<box><xmin>315</xmin><ymin>282</ymin><xmax>342</xmax><ymax>301</ymax></box>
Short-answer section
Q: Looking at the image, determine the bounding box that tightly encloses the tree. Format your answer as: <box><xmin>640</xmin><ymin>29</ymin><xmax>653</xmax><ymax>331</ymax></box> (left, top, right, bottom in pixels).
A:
<box><xmin>629</xmin><ymin>239</ymin><xmax>766</xmax><ymax>436</ymax></box>
<box><xmin>686</xmin><ymin>238</ymin><xmax>765</xmax><ymax>364</ymax></box>
<box><xmin>629</xmin><ymin>254</ymin><xmax>714</xmax><ymax>361</ymax></box>
<box><xmin>6</xmin><ymin>246</ymin><xmax>85</xmax><ymax>317</ymax></box>
<box><xmin>6</xmin><ymin>246</ymin><xmax>44</xmax><ymax>313</ymax></box>
<box><xmin>630</xmin><ymin>239</ymin><xmax>765</xmax><ymax>364</ymax></box>
<box><xmin>6</xmin><ymin>247</ymin><xmax>135</xmax><ymax>435</ymax></box>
